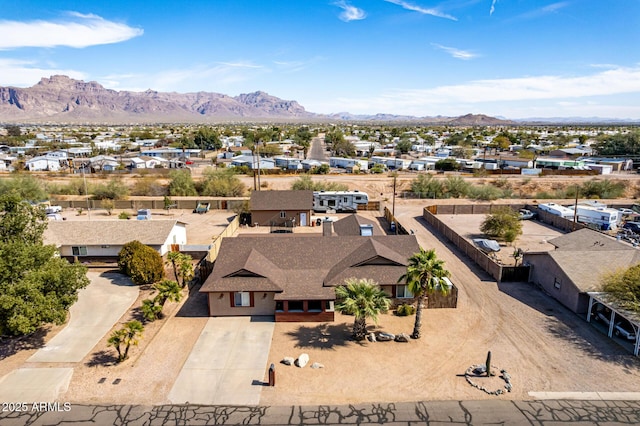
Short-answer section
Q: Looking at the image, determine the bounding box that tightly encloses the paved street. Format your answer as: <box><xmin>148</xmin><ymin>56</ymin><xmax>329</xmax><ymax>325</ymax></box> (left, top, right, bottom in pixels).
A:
<box><xmin>2</xmin><ymin>400</ymin><xmax>640</xmax><ymax>425</ymax></box>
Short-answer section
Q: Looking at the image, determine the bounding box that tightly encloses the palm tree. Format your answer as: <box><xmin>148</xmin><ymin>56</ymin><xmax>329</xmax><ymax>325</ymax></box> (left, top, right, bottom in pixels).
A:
<box><xmin>166</xmin><ymin>252</ymin><xmax>194</xmax><ymax>287</ymax></box>
<box><xmin>154</xmin><ymin>279</ymin><xmax>183</xmax><ymax>307</ymax></box>
<box><xmin>398</xmin><ymin>248</ymin><xmax>451</xmax><ymax>339</ymax></box>
<box><xmin>335</xmin><ymin>278</ymin><xmax>391</xmax><ymax>341</ymax></box>
<box><xmin>108</xmin><ymin>320</ymin><xmax>144</xmax><ymax>363</ymax></box>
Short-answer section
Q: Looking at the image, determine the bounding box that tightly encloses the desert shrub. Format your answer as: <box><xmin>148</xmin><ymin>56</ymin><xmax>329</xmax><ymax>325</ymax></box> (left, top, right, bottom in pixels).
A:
<box><xmin>199</xmin><ymin>168</ymin><xmax>246</xmax><ymax>196</ymax></box>
<box><xmin>0</xmin><ymin>175</ymin><xmax>48</xmax><ymax>201</ymax></box>
<box><xmin>168</xmin><ymin>170</ymin><xmax>197</xmax><ymax>196</ymax></box>
<box><xmin>580</xmin><ymin>179</ymin><xmax>625</xmax><ymax>199</ymax></box>
<box><xmin>396</xmin><ymin>303</ymin><xmax>415</xmax><ymax>316</ymax></box>
<box><xmin>118</xmin><ymin>211</ymin><xmax>131</xmax><ymax>220</ymax></box>
<box><xmin>117</xmin><ymin>240</ymin><xmax>165</xmax><ymax>285</ymax></box>
<box><xmin>443</xmin><ymin>176</ymin><xmax>470</xmax><ymax>198</ymax></box>
<box><xmin>91</xmin><ymin>179</ymin><xmax>129</xmax><ymax>200</ymax></box>
<box><xmin>291</xmin><ymin>175</ymin><xmax>348</xmax><ymax>191</ymax></box>
<box><xmin>468</xmin><ymin>184</ymin><xmax>504</xmax><ymax>201</ymax></box>
<box><xmin>45</xmin><ymin>178</ymin><xmax>88</xmax><ymax>196</ymax></box>
<box><xmin>480</xmin><ymin>206</ymin><xmax>523</xmax><ymax>242</ymax></box>
<box><xmin>131</xmin><ymin>176</ymin><xmax>167</xmax><ymax>196</ymax></box>
<box><xmin>410</xmin><ymin>174</ymin><xmax>445</xmax><ymax>198</ymax></box>
<box><xmin>493</xmin><ymin>177</ymin><xmax>511</xmax><ymax>189</ymax></box>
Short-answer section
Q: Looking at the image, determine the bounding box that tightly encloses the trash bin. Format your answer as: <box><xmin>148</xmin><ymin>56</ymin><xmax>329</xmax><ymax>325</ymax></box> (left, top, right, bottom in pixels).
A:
<box><xmin>390</xmin><ymin>221</ymin><xmax>396</xmax><ymax>233</ymax></box>
<box><xmin>268</xmin><ymin>363</ymin><xmax>275</xmax><ymax>386</ymax></box>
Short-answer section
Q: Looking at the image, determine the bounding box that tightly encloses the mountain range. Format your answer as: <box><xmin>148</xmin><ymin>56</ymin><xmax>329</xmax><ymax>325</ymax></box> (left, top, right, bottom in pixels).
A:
<box><xmin>0</xmin><ymin>75</ymin><xmax>590</xmax><ymax>125</ymax></box>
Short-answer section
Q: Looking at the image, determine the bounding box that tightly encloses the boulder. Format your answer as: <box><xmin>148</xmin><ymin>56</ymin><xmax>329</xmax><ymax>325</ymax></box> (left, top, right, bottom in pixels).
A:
<box><xmin>281</xmin><ymin>357</ymin><xmax>295</xmax><ymax>366</ymax></box>
<box><xmin>394</xmin><ymin>333</ymin><xmax>410</xmax><ymax>342</ymax></box>
<box><xmin>367</xmin><ymin>332</ymin><xmax>377</xmax><ymax>342</ymax></box>
<box><xmin>376</xmin><ymin>332</ymin><xmax>395</xmax><ymax>341</ymax></box>
<box><xmin>295</xmin><ymin>353</ymin><xmax>309</xmax><ymax>368</ymax></box>
<box><xmin>311</xmin><ymin>362</ymin><xmax>324</xmax><ymax>369</ymax></box>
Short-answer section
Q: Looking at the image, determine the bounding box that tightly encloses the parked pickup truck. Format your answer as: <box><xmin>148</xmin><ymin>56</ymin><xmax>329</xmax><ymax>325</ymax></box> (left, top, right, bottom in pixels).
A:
<box><xmin>519</xmin><ymin>209</ymin><xmax>537</xmax><ymax>220</ymax></box>
<box><xmin>45</xmin><ymin>205</ymin><xmax>63</xmax><ymax>214</ymax></box>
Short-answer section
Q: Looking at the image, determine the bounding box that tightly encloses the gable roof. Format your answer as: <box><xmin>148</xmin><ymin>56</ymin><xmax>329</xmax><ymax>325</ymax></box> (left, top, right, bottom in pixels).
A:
<box><xmin>201</xmin><ymin>235</ymin><xmax>419</xmax><ymax>300</ymax></box>
<box><xmin>331</xmin><ymin>214</ymin><xmax>384</xmax><ymax>236</ymax></box>
<box><xmin>250</xmin><ymin>190</ymin><xmax>313</xmax><ymax>211</ymax></box>
<box><xmin>44</xmin><ymin>220</ymin><xmax>184</xmax><ymax>247</ymax></box>
<box><xmin>548</xmin><ymin>228</ymin><xmax>632</xmax><ymax>251</ymax></box>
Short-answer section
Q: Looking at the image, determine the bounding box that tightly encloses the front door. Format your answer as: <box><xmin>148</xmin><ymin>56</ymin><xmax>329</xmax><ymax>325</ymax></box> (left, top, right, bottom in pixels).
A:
<box><xmin>300</xmin><ymin>212</ymin><xmax>307</xmax><ymax>226</ymax></box>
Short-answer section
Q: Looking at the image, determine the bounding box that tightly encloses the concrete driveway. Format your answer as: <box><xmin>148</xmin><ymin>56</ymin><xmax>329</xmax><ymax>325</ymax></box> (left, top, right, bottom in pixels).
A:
<box><xmin>0</xmin><ymin>272</ymin><xmax>138</xmax><ymax>403</ymax></box>
<box><xmin>28</xmin><ymin>271</ymin><xmax>139</xmax><ymax>363</ymax></box>
<box><xmin>168</xmin><ymin>316</ymin><xmax>275</xmax><ymax>405</ymax></box>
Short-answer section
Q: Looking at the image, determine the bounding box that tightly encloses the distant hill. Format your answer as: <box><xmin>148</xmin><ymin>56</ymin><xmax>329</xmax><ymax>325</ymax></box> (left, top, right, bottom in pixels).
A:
<box><xmin>0</xmin><ymin>75</ymin><xmax>515</xmax><ymax>125</ymax></box>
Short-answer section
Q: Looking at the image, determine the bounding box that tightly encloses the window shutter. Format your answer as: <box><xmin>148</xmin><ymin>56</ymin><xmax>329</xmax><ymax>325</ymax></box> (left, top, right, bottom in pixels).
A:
<box><xmin>249</xmin><ymin>292</ymin><xmax>255</xmax><ymax>307</ymax></box>
<box><xmin>229</xmin><ymin>292</ymin><xmax>234</xmax><ymax>308</ymax></box>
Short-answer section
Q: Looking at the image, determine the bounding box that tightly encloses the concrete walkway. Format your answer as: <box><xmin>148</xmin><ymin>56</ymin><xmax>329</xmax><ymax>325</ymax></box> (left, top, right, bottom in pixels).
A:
<box><xmin>0</xmin><ymin>272</ymin><xmax>138</xmax><ymax>403</ymax></box>
<box><xmin>168</xmin><ymin>316</ymin><xmax>275</xmax><ymax>405</ymax></box>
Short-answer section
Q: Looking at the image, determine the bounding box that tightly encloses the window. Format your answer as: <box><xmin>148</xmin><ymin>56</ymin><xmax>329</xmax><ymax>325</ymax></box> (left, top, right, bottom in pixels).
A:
<box><xmin>72</xmin><ymin>246</ymin><xmax>88</xmax><ymax>256</ymax></box>
<box><xmin>288</xmin><ymin>300</ymin><xmax>304</xmax><ymax>312</ymax></box>
<box><xmin>280</xmin><ymin>211</ymin><xmax>286</xmax><ymax>218</ymax></box>
<box><xmin>308</xmin><ymin>300</ymin><xmax>322</xmax><ymax>312</ymax></box>
<box><xmin>234</xmin><ymin>292</ymin><xmax>250</xmax><ymax>307</ymax></box>
<box><xmin>275</xmin><ymin>301</ymin><xmax>284</xmax><ymax>312</ymax></box>
<box><xmin>325</xmin><ymin>301</ymin><xmax>335</xmax><ymax>312</ymax></box>
<box><xmin>396</xmin><ymin>285</ymin><xmax>413</xmax><ymax>299</ymax></box>
<box><xmin>343</xmin><ymin>197</ymin><xmax>348</xmax><ymax>203</ymax></box>
<box><xmin>553</xmin><ymin>278</ymin><xmax>561</xmax><ymax>290</ymax></box>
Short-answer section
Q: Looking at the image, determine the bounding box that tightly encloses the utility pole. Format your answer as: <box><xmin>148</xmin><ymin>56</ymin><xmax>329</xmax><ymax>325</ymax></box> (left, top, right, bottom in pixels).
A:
<box><xmin>392</xmin><ymin>173</ymin><xmax>397</xmax><ymax>235</ymax></box>
<box><xmin>573</xmin><ymin>184</ymin><xmax>579</xmax><ymax>231</ymax></box>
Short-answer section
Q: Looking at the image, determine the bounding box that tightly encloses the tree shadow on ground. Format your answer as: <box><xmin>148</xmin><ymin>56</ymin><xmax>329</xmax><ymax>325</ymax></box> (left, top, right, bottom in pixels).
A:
<box><xmin>286</xmin><ymin>323</ymin><xmax>360</xmax><ymax>350</ymax></box>
<box><xmin>86</xmin><ymin>349</ymin><xmax>119</xmax><ymax>367</ymax></box>
<box><xmin>176</xmin><ymin>282</ymin><xmax>209</xmax><ymax>317</ymax></box>
<box><xmin>498</xmin><ymin>280</ymin><xmax>640</xmax><ymax>371</ymax></box>
<box><xmin>0</xmin><ymin>327</ymin><xmax>48</xmax><ymax>359</ymax></box>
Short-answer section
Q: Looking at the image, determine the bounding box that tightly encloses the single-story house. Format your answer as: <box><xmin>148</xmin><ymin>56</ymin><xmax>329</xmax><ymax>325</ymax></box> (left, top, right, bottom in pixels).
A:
<box><xmin>44</xmin><ymin>220</ymin><xmax>187</xmax><ymax>261</ymax></box>
<box><xmin>199</xmin><ymin>235</ymin><xmax>421</xmax><ymax>321</ymax></box>
<box><xmin>524</xmin><ymin>228</ymin><xmax>640</xmax><ymax>314</ymax></box>
<box><xmin>250</xmin><ymin>190</ymin><xmax>313</xmax><ymax>227</ymax></box>
<box><xmin>26</xmin><ymin>156</ymin><xmax>61</xmax><ymax>171</ymax></box>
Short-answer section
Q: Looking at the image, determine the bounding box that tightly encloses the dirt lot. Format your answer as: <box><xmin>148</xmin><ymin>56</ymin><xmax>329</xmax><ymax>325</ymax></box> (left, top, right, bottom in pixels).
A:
<box><xmin>435</xmin><ymin>214</ymin><xmax>565</xmax><ymax>265</ymax></box>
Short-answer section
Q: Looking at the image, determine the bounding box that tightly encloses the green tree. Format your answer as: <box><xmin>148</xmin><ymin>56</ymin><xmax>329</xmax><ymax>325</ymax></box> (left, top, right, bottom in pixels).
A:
<box><xmin>443</xmin><ymin>176</ymin><xmax>470</xmax><ymax>198</ymax></box>
<box><xmin>117</xmin><ymin>241</ymin><xmax>165</xmax><ymax>285</ymax></box>
<box><xmin>166</xmin><ymin>251</ymin><xmax>194</xmax><ymax>287</ymax></box>
<box><xmin>335</xmin><ymin>278</ymin><xmax>391</xmax><ymax>341</ymax></box>
<box><xmin>291</xmin><ymin>175</ymin><xmax>348</xmax><ymax>191</ymax></box>
<box><xmin>193</xmin><ymin>127</ymin><xmax>222</xmax><ymax>150</ymax></box>
<box><xmin>0</xmin><ymin>175</ymin><xmax>48</xmax><ymax>201</ymax></box>
<box><xmin>480</xmin><ymin>206</ymin><xmax>523</xmax><ymax>243</ymax></box>
<box><xmin>601</xmin><ymin>264</ymin><xmax>640</xmax><ymax>312</ymax></box>
<box><xmin>0</xmin><ymin>192</ymin><xmax>89</xmax><ymax>336</ymax></box>
<box><xmin>398</xmin><ymin>248</ymin><xmax>450</xmax><ymax>339</ymax></box>
<box><xmin>410</xmin><ymin>174</ymin><xmax>444</xmax><ymax>198</ymax></box>
<box><xmin>168</xmin><ymin>170</ymin><xmax>197</xmax><ymax>196</ymax></box>
<box><xmin>108</xmin><ymin>320</ymin><xmax>144</xmax><ymax>363</ymax></box>
<box><xmin>435</xmin><ymin>158</ymin><xmax>460</xmax><ymax>171</ymax></box>
<box><xmin>91</xmin><ymin>179</ymin><xmax>129</xmax><ymax>200</ymax></box>
<box><xmin>200</xmin><ymin>168</ymin><xmax>246</xmax><ymax>197</ymax></box>
<box><xmin>396</xmin><ymin>139</ymin><xmax>412</xmax><ymax>154</ymax></box>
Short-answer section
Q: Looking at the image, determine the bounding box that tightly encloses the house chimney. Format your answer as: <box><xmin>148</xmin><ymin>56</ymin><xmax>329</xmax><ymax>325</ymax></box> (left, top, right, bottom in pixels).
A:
<box><xmin>322</xmin><ymin>220</ymin><xmax>333</xmax><ymax>236</ymax></box>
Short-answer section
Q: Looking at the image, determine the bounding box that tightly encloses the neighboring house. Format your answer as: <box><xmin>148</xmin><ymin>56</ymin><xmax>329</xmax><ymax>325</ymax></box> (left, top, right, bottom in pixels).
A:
<box><xmin>89</xmin><ymin>155</ymin><xmax>119</xmax><ymax>172</ymax></box>
<box><xmin>140</xmin><ymin>147</ymin><xmax>201</xmax><ymax>159</ymax></box>
<box><xmin>26</xmin><ymin>156</ymin><xmax>61</xmax><ymax>171</ymax></box>
<box><xmin>199</xmin><ymin>235</ymin><xmax>420</xmax><ymax>322</ymax></box>
<box><xmin>250</xmin><ymin>190</ymin><xmax>313</xmax><ymax>227</ymax></box>
<box><xmin>524</xmin><ymin>228</ymin><xmax>640</xmax><ymax>314</ymax></box>
<box><xmin>231</xmin><ymin>155</ymin><xmax>276</xmax><ymax>170</ymax></box>
<box><xmin>139</xmin><ymin>155</ymin><xmax>169</xmax><ymax>168</ymax></box>
<box><xmin>44</xmin><ymin>220</ymin><xmax>187</xmax><ymax>261</ymax></box>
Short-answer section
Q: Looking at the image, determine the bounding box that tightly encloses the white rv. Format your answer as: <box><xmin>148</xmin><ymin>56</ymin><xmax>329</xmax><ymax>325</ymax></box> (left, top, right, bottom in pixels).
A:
<box><xmin>538</xmin><ymin>203</ymin><xmax>575</xmax><ymax>219</ymax></box>
<box><xmin>313</xmin><ymin>191</ymin><xmax>369</xmax><ymax>213</ymax></box>
<box><xmin>570</xmin><ymin>205</ymin><xmax>618</xmax><ymax>230</ymax></box>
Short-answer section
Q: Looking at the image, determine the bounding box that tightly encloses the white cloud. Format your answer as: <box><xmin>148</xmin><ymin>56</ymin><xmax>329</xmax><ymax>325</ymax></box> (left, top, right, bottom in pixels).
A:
<box><xmin>384</xmin><ymin>0</ymin><xmax>457</xmax><ymax>21</ymax></box>
<box><xmin>432</xmin><ymin>43</ymin><xmax>478</xmax><ymax>60</ymax></box>
<box><xmin>334</xmin><ymin>1</ymin><xmax>367</xmax><ymax>22</ymax></box>
<box><xmin>314</xmin><ymin>65</ymin><xmax>640</xmax><ymax>117</ymax></box>
<box><xmin>490</xmin><ymin>0</ymin><xmax>498</xmax><ymax>16</ymax></box>
<box><xmin>0</xmin><ymin>59</ymin><xmax>86</xmax><ymax>86</ymax></box>
<box><xmin>0</xmin><ymin>12</ymin><xmax>143</xmax><ymax>49</ymax></box>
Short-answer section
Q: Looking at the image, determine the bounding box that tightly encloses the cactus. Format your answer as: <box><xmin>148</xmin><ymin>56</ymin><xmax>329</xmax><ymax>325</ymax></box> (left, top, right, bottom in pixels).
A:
<box><xmin>485</xmin><ymin>351</ymin><xmax>493</xmax><ymax>376</ymax></box>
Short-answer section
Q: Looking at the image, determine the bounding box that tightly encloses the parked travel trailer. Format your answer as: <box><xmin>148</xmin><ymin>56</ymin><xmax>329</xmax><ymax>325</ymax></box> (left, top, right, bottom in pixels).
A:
<box><xmin>313</xmin><ymin>191</ymin><xmax>369</xmax><ymax>212</ymax></box>
<box><xmin>570</xmin><ymin>205</ymin><xmax>619</xmax><ymax>230</ymax></box>
<box><xmin>538</xmin><ymin>203</ymin><xmax>575</xmax><ymax>219</ymax></box>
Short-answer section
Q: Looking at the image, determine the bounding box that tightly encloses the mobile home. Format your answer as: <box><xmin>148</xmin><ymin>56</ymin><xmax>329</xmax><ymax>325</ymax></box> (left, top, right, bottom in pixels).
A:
<box><xmin>570</xmin><ymin>205</ymin><xmax>618</xmax><ymax>230</ymax></box>
<box><xmin>313</xmin><ymin>191</ymin><xmax>369</xmax><ymax>213</ymax></box>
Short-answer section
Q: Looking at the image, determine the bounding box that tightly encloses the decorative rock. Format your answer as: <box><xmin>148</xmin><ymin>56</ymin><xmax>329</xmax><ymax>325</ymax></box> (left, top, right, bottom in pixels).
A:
<box><xmin>281</xmin><ymin>357</ymin><xmax>294</xmax><ymax>366</ymax></box>
<box><xmin>367</xmin><ymin>332</ymin><xmax>377</xmax><ymax>342</ymax></box>
<box><xmin>310</xmin><ymin>362</ymin><xmax>324</xmax><ymax>369</ymax></box>
<box><xmin>376</xmin><ymin>332</ymin><xmax>395</xmax><ymax>341</ymax></box>
<box><xmin>295</xmin><ymin>353</ymin><xmax>309</xmax><ymax>368</ymax></box>
<box><xmin>394</xmin><ymin>333</ymin><xmax>410</xmax><ymax>342</ymax></box>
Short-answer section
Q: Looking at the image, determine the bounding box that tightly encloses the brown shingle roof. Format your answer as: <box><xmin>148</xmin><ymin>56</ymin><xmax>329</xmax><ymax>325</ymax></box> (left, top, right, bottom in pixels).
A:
<box><xmin>201</xmin><ymin>235</ymin><xmax>420</xmax><ymax>300</ymax></box>
<box><xmin>332</xmin><ymin>214</ymin><xmax>384</xmax><ymax>236</ymax></box>
<box><xmin>250</xmin><ymin>190</ymin><xmax>313</xmax><ymax>211</ymax></box>
<box><xmin>548</xmin><ymin>228</ymin><xmax>631</xmax><ymax>251</ymax></box>
<box><xmin>43</xmin><ymin>220</ymin><xmax>184</xmax><ymax>246</ymax></box>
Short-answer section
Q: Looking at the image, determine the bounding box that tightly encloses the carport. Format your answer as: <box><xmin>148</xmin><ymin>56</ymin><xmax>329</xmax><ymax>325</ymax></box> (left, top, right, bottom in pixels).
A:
<box><xmin>587</xmin><ymin>292</ymin><xmax>640</xmax><ymax>356</ymax></box>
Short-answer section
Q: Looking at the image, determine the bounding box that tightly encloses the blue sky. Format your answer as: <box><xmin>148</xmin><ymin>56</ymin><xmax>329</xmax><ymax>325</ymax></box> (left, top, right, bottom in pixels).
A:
<box><xmin>1</xmin><ymin>0</ymin><xmax>639</xmax><ymax>119</ymax></box>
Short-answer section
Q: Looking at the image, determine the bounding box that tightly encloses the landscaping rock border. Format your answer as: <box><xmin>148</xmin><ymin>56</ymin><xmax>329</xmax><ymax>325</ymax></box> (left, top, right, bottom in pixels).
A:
<box><xmin>464</xmin><ymin>365</ymin><xmax>512</xmax><ymax>396</ymax></box>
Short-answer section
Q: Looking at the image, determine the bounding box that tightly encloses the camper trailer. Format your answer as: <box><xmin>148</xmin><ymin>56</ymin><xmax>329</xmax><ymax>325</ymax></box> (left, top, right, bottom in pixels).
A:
<box><xmin>538</xmin><ymin>203</ymin><xmax>575</xmax><ymax>219</ymax></box>
<box><xmin>570</xmin><ymin>205</ymin><xmax>619</xmax><ymax>230</ymax></box>
<box><xmin>313</xmin><ymin>191</ymin><xmax>369</xmax><ymax>213</ymax></box>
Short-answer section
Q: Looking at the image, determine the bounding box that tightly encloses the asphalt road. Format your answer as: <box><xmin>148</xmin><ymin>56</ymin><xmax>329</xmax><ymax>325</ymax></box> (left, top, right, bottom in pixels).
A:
<box><xmin>308</xmin><ymin>136</ymin><xmax>328</xmax><ymax>162</ymax></box>
<box><xmin>2</xmin><ymin>400</ymin><xmax>640</xmax><ymax>425</ymax></box>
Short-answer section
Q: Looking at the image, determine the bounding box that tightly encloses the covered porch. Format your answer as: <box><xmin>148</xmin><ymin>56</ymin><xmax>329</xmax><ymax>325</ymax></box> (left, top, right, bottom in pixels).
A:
<box><xmin>586</xmin><ymin>292</ymin><xmax>640</xmax><ymax>356</ymax></box>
